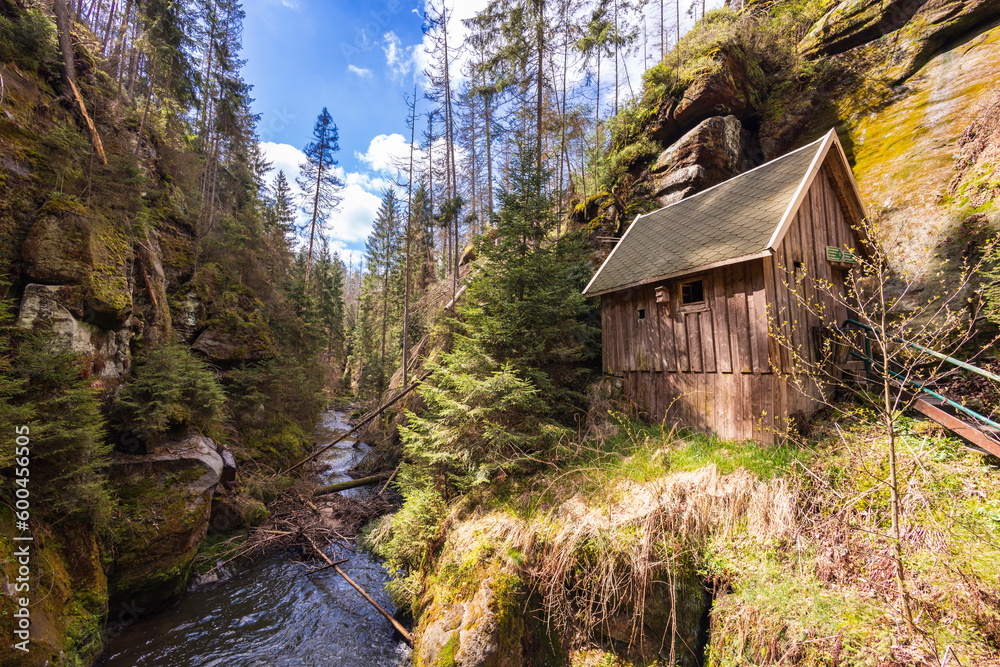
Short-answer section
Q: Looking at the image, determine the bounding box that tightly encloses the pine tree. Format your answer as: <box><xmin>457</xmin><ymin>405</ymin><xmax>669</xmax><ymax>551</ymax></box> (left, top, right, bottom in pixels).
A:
<box><xmin>315</xmin><ymin>239</ymin><xmax>347</xmax><ymax>361</ymax></box>
<box><xmin>462</xmin><ymin>142</ymin><xmax>595</xmax><ymax>408</ymax></box>
<box><xmin>366</xmin><ymin>188</ymin><xmax>402</xmax><ymax>395</ymax></box>
<box><xmin>11</xmin><ymin>330</ymin><xmax>113</xmax><ymax>527</ymax></box>
<box><xmin>265</xmin><ymin>169</ymin><xmax>298</xmax><ymax>262</ymax></box>
<box><xmin>298</xmin><ymin>108</ymin><xmax>344</xmax><ymax>286</ymax></box>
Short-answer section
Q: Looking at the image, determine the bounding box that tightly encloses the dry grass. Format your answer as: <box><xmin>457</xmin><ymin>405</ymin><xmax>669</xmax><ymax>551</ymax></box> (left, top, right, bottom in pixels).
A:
<box><xmin>428</xmin><ymin>454</ymin><xmax>798</xmax><ymax>662</ymax></box>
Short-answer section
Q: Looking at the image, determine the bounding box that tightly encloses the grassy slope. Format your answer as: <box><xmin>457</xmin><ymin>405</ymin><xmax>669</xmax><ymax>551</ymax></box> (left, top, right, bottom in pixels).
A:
<box><xmin>394</xmin><ymin>405</ymin><xmax>1000</xmax><ymax>665</ymax></box>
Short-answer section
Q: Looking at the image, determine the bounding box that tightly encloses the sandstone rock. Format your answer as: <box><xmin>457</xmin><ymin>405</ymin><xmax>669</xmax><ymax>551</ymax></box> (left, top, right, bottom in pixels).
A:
<box><xmin>107</xmin><ymin>432</ymin><xmax>224</xmax><ymax>611</ymax></box>
<box><xmin>21</xmin><ymin>212</ymin><xmax>95</xmax><ymax>285</ymax></box>
<box><xmin>651</xmin><ymin>115</ymin><xmax>755</xmax><ymax>207</ymax></box>
<box><xmin>217</xmin><ymin>442</ymin><xmax>238</xmax><ymax>483</ymax></box>
<box><xmin>173</xmin><ymin>288</ymin><xmax>204</xmax><ymax>344</ymax></box>
<box><xmin>16</xmin><ymin>283</ymin><xmax>131</xmax><ymax>380</ymax></box>
<box><xmin>799</xmin><ymin>0</ymin><xmax>930</xmax><ymax>58</ymax></box>
<box><xmin>650</xmin><ymin>46</ymin><xmax>763</xmax><ymax>147</ymax></box>
<box><xmin>799</xmin><ymin>0</ymin><xmax>1000</xmax><ymax>83</ymax></box>
<box><xmin>192</xmin><ymin>326</ymin><xmax>271</xmax><ymax>362</ymax></box>
<box><xmin>886</xmin><ymin>0</ymin><xmax>1000</xmax><ymax>82</ymax></box>
<box><xmin>21</xmin><ymin>209</ymin><xmax>134</xmax><ymax>327</ymax></box>
<box><xmin>416</xmin><ymin>576</ymin><xmax>524</xmax><ymax>667</ymax></box>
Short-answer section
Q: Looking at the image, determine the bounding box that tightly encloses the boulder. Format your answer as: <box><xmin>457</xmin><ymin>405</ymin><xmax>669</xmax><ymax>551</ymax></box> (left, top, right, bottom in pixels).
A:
<box><xmin>416</xmin><ymin>576</ymin><xmax>526</xmax><ymax>667</ymax></box>
<box><xmin>651</xmin><ymin>115</ymin><xmax>756</xmax><ymax>206</ymax></box>
<box><xmin>192</xmin><ymin>326</ymin><xmax>271</xmax><ymax>362</ymax></box>
<box><xmin>21</xmin><ymin>212</ymin><xmax>95</xmax><ymax>285</ymax></box>
<box><xmin>16</xmin><ymin>283</ymin><xmax>131</xmax><ymax>380</ymax></box>
<box><xmin>650</xmin><ymin>46</ymin><xmax>763</xmax><ymax>146</ymax></box>
<box><xmin>107</xmin><ymin>432</ymin><xmax>224</xmax><ymax>612</ymax></box>
<box><xmin>20</xmin><ymin>208</ymin><xmax>133</xmax><ymax>327</ymax></box>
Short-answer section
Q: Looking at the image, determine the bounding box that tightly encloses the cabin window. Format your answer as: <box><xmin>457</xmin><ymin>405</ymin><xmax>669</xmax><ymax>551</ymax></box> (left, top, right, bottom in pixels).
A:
<box><xmin>637</xmin><ymin>308</ymin><xmax>646</xmax><ymax>320</ymax></box>
<box><xmin>681</xmin><ymin>280</ymin><xmax>704</xmax><ymax>305</ymax></box>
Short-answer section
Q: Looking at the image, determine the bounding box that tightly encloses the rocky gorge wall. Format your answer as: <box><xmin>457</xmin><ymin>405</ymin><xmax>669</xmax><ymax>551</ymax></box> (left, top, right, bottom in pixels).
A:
<box><xmin>0</xmin><ymin>15</ymin><xmax>266</xmax><ymax>667</ymax></box>
<box><xmin>575</xmin><ymin>0</ymin><xmax>1000</xmax><ymax>278</ymax></box>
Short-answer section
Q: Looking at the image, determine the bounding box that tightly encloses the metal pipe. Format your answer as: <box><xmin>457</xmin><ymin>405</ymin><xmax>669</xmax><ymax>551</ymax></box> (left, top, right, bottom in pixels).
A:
<box><xmin>841</xmin><ymin>318</ymin><xmax>1000</xmax><ymax>384</ymax></box>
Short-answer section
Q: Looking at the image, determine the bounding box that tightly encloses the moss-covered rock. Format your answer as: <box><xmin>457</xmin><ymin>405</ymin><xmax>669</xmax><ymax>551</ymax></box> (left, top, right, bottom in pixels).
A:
<box><xmin>106</xmin><ymin>432</ymin><xmax>224</xmax><ymax>612</ymax></box>
<box><xmin>798</xmin><ymin>0</ymin><xmax>929</xmax><ymax>58</ymax></box>
<box><xmin>20</xmin><ymin>205</ymin><xmax>133</xmax><ymax>328</ymax></box>
<box><xmin>0</xmin><ymin>510</ymin><xmax>107</xmax><ymax>667</ymax></box>
<box><xmin>191</xmin><ymin>285</ymin><xmax>277</xmax><ymax>363</ymax></box>
<box><xmin>21</xmin><ymin>209</ymin><xmax>95</xmax><ymax>286</ymax></box>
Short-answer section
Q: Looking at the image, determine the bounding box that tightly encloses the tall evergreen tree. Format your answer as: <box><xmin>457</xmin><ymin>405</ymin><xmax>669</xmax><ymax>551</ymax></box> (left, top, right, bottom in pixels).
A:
<box><xmin>366</xmin><ymin>188</ymin><xmax>402</xmax><ymax>395</ymax></box>
<box><xmin>298</xmin><ymin>107</ymin><xmax>344</xmax><ymax>286</ymax></box>
<box><xmin>399</xmin><ymin>143</ymin><xmax>596</xmax><ymax>496</ymax></box>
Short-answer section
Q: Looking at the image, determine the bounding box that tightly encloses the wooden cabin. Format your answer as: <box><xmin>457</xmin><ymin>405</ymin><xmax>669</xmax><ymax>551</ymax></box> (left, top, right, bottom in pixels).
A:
<box><xmin>583</xmin><ymin>129</ymin><xmax>868</xmax><ymax>442</ymax></box>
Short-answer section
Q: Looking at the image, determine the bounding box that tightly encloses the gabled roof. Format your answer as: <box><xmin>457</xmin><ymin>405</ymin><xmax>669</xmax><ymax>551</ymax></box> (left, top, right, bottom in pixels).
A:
<box><xmin>583</xmin><ymin>129</ymin><xmax>867</xmax><ymax>296</ymax></box>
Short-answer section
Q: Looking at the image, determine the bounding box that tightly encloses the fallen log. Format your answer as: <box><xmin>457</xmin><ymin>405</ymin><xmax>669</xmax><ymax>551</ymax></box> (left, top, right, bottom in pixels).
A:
<box><xmin>305</xmin><ymin>535</ymin><xmax>413</xmax><ymax>645</ymax></box>
<box><xmin>67</xmin><ymin>79</ymin><xmax>108</xmax><ymax>165</ymax></box>
<box><xmin>281</xmin><ymin>369</ymin><xmax>432</xmax><ymax>476</ymax></box>
<box><xmin>313</xmin><ymin>473</ymin><xmax>391</xmax><ymax>497</ymax></box>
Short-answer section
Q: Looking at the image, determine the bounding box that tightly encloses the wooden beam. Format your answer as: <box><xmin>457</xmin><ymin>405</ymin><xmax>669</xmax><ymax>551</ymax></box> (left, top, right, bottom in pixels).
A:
<box><xmin>912</xmin><ymin>398</ymin><xmax>1000</xmax><ymax>459</ymax></box>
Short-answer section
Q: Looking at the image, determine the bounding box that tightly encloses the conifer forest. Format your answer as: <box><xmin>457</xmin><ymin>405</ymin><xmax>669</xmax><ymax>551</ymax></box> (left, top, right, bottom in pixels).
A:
<box><xmin>2</xmin><ymin>0</ymin><xmax>1000</xmax><ymax>665</ymax></box>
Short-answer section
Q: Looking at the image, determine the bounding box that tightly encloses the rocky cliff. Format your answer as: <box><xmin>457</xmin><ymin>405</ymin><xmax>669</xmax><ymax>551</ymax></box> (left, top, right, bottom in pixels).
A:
<box><xmin>0</xmin><ymin>6</ymin><xmax>312</xmax><ymax>665</ymax></box>
<box><xmin>576</xmin><ymin>0</ymin><xmax>1000</xmax><ymax>282</ymax></box>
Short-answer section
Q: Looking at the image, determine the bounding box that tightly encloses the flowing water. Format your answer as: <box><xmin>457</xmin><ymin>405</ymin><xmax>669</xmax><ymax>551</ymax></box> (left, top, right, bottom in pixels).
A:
<box><xmin>98</xmin><ymin>411</ymin><xmax>411</xmax><ymax>667</ymax></box>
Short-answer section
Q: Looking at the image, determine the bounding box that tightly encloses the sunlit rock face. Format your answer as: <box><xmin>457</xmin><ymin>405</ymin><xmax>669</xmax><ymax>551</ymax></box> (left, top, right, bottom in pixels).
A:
<box><xmin>16</xmin><ymin>283</ymin><xmax>132</xmax><ymax>381</ymax></box>
<box><xmin>650</xmin><ymin>115</ymin><xmax>756</xmax><ymax>207</ymax></box>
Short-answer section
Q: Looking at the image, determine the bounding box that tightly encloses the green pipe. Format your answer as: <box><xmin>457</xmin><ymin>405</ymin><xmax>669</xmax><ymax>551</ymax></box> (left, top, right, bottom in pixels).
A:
<box><xmin>847</xmin><ymin>349</ymin><xmax>1000</xmax><ymax>432</ymax></box>
<box><xmin>841</xmin><ymin>319</ymin><xmax>1000</xmax><ymax>385</ymax></box>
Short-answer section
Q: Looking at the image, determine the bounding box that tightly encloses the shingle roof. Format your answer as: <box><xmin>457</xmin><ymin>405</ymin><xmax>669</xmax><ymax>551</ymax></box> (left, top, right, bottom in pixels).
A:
<box><xmin>584</xmin><ymin>134</ymin><xmax>829</xmax><ymax>296</ymax></box>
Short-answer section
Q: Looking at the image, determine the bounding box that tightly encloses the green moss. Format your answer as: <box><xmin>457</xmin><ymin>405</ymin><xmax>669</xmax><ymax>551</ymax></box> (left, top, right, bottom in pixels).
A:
<box><xmin>435</xmin><ymin>631</ymin><xmax>460</xmax><ymax>667</ymax></box>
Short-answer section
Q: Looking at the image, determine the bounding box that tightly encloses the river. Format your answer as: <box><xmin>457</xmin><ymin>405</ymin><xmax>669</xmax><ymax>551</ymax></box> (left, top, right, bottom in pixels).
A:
<box><xmin>98</xmin><ymin>411</ymin><xmax>411</xmax><ymax>667</ymax></box>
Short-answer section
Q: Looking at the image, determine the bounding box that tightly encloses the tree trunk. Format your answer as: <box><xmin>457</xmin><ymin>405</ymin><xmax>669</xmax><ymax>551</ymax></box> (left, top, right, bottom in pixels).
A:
<box><xmin>305</xmin><ymin>121</ymin><xmax>330</xmax><ymax>288</ymax></box>
<box><xmin>403</xmin><ymin>88</ymin><xmax>417</xmax><ymax>387</ymax></box>
<box><xmin>133</xmin><ymin>62</ymin><xmax>155</xmax><ymax>159</ymax></box>
<box><xmin>613</xmin><ymin>0</ymin><xmax>619</xmax><ymax>117</ymax></box>
<box><xmin>54</xmin><ymin>0</ymin><xmax>76</xmax><ymax>84</ymax></box>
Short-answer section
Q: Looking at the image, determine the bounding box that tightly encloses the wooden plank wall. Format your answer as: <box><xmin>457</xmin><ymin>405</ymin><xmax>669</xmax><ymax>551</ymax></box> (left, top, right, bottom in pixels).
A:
<box><xmin>600</xmin><ymin>165</ymin><xmax>858</xmax><ymax>443</ymax></box>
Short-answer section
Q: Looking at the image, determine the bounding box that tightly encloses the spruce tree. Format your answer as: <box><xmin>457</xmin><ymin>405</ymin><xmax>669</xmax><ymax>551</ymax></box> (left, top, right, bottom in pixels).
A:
<box><xmin>399</xmin><ymin>143</ymin><xmax>596</xmax><ymax>496</ymax></box>
<box><xmin>298</xmin><ymin>108</ymin><xmax>344</xmax><ymax>286</ymax></box>
<box><xmin>366</xmin><ymin>188</ymin><xmax>402</xmax><ymax>395</ymax></box>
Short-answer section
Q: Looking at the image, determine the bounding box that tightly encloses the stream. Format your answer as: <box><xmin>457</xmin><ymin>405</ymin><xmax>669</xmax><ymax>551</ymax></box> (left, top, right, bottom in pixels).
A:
<box><xmin>98</xmin><ymin>411</ymin><xmax>411</xmax><ymax>667</ymax></box>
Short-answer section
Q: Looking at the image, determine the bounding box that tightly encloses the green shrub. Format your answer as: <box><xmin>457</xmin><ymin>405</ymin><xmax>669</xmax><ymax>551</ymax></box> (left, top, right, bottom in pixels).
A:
<box><xmin>5</xmin><ymin>329</ymin><xmax>113</xmax><ymax>528</ymax></box>
<box><xmin>0</xmin><ymin>8</ymin><xmax>58</xmax><ymax>75</ymax></box>
<box><xmin>363</xmin><ymin>484</ymin><xmax>447</xmax><ymax>573</ymax></box>
<box><xmin>115</xmin><ymin>342</ymin><xmax>224</xmax><ymax>441</ymax></box>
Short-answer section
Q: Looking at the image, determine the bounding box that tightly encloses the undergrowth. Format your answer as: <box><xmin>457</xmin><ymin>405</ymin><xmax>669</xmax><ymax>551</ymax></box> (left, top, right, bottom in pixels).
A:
<box><xmin>370</xmin><ymin>395</ymin><xmax>1000</xmax><ymax>665</ymax></box>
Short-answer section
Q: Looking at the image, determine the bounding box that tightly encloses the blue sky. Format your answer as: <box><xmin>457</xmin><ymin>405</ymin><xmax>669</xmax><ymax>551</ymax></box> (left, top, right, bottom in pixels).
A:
<box><xmin>242</xmin><ymin>0</ymin><xmax>723</xmax><ymax>263</ymax></box>
<box><xmin>244</xmin><ymin>0</ymin><xmax>437</xmax><ymax>264</ymax></box>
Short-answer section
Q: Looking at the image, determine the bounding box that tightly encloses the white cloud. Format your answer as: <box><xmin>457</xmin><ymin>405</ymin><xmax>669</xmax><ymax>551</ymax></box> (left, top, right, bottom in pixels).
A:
<box><xmin>260</xmin><ymin>141</ymin><xmax>306</xmax><ymax>189</ymax></box>
<box><xmin>355</xmin><ymin>133</ymin><xmax>419</xmax><ymax>174</ymax></box>
<box><xmin>348</xmin><ymin>64</ymin><xmax>373</xmax><ymax>78</ymax></box>
<box><xmin>346</xmin><ymin>171</ymin><xmax>394</xmax><ymax>192</ymax></box>
<box><xmin>382</xmin><ymin>31</ymin><xmax>415</xmax><ymax>82</ymax></box>
<box><xmin>327</xmin><ymin>183</ymin><xmax>382</xmax><ymax>243</ymax></box>
<box><xmin>328</xmin><ymin>239</ymin><xmax>367</xmax><ymax>268</ymax></box>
